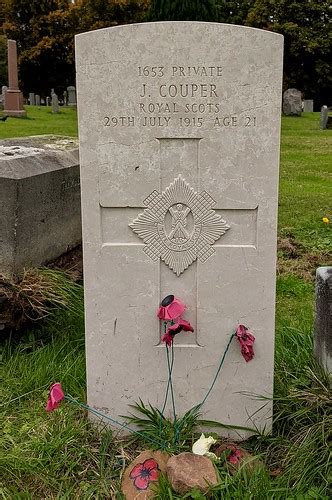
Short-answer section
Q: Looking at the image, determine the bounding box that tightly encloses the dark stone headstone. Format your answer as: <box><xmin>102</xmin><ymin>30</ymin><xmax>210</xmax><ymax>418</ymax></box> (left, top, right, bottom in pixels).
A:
<box><xmin>283</xmin><ymin>88</ymin><xmax>302</xmax><ymax>116</ymax></box>
<box><xmin>314</xmin><ymin>267</ymin><xmax>332</xmax><ymax>372</ymax></box>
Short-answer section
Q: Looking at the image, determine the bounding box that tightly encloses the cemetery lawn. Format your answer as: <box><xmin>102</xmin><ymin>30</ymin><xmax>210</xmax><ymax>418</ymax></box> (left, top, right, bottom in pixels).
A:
<box><xmin>0</xmin><ymin>105</ymin><xmax>78</xmax><ymax>139</ymax></box>
<box><xmin>1</xmin><ymin>114</ymin><xmax>331</xmax><ymax>498</ymax></box>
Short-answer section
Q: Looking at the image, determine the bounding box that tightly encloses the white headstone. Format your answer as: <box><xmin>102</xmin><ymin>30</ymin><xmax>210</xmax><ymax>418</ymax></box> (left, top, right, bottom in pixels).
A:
<box><xmin>76</xmin><ymin>23</ymin><xmax>283</xmax><ymax>437</ymax></box>
<box><xmin>67</xmin><ymin>85</ymin><xmax>76</xmax><ymax>106</ymax></box>
<box><xmin>29</xmin><ymin>92</ymin><xmax>35</xmax><ymax>105</ymax></box>
<box><xmin>51</xmin><ymin>91</ymin><xmax>59</xmax><ymax>113</ymax></box>
<box><xmin>320</xmin><ymin>105</ymin><xmax>328</xmax><ymax>129</ymax></box>
<box><xmin>303</xmin><ymin>99</ymin><xmax>313</xmax><ymax>112</ymax></box>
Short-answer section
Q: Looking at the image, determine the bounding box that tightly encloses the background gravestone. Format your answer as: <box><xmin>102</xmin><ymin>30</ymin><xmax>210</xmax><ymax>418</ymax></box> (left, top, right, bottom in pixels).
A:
<box><xmin>303</xmin><ymin>99</ymin><xmax>313</xmax><ymax>112</ymax></box>
<box><xmin>314</xmin><ymin>267</ymin><xmax>332</xmax><ymax>372</ymax></box>
<box><xmin>29</xmin><ymin>92</ymin><xmax>35</xmax><ymax>106</ymax></box>
<box><xmin>67</xmin><ymin>86</ymin><xmax>76</xmax><ymax>106</ymax></box>
<box><xmin>320</xmin><ymin>105</ymin><xmax>328</xmax><ymax>129</ymax></box>
<box><xmin>51</xmin><ymin>90</ymin><xmax>59</xmax><ymax>113</ymax></box>
<box><xmin>76</xmin><ymin>22</ymin><xmax>283</xmax><ymax>437</ymax></box>
<box><xmin>35</xmin><ymin>94</ymin><xmax>40</xmax><ymax>106</ymax></box>
<box><xmin>4</xmin><ymin>40</ymin><xmax>26</xmax><ymax>117</ymax></box>
<box><xmin>1</xmin><ymin>86</ymin><xmax>8</xmax><ymax>109</ymax></box>
<box><xmin>283</xmin><ymin>88</ymin><xmax>302</xmax><ymax>116</ymax></box>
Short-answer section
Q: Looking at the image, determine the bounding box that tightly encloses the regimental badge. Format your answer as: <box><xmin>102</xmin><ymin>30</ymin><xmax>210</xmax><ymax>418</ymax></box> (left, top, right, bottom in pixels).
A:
<box><xmin>129</xmin><ymin>175</ymin><xmax>230</xmax><ymax>276</ymax></box>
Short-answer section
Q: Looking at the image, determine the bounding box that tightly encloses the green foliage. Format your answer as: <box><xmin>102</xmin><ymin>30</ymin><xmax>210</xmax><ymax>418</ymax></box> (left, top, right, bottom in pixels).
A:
<box><xmin>148</xmin><ymin>0</ymin><xmax>217</xmax><ymax>21</ymax></box>
<box><xmin>215</xmin><ymin>0</ymin><xmax>253</xmax><ymax>24</ymax></box>
<box><xmin>125</xmin><ymin>400</ymin><xmax>202</xmax><ymax>453</ymax></box>
<box><xmin>78</xmin><ymin>0</ymin><xmax>148</xmax><ymax>31</ymax></box>
<box><xmin>246</xmin><ymin>0</ymin><xmax>331</xmax><ymax>108</ymax></box>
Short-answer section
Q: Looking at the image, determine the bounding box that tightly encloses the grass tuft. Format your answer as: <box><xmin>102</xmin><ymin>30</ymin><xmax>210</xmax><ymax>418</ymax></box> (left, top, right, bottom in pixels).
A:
<box><xmin>0</xmin><ymin>268</ymin><xmax>83</xmax><ymax>330</ymax></box>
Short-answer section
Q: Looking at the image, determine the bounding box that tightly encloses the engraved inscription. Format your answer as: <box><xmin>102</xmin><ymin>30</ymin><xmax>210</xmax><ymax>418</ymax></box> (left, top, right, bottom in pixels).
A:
<box><xmin>129</xmin><ymin>175</ymin><xmax>230</xmax><ymax>276</ymax></box>
<box><xmin>101</xmin><ymin>62</ymin><xmax>262</xmax><ymax>129</ymax></box>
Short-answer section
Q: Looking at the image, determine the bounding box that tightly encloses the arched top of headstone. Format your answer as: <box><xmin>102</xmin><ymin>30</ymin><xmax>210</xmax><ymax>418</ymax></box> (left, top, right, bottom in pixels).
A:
<box><xmin>76</xmin><ymin>22</ymin><xmax>283</xmax><ymax>68</ymax></box>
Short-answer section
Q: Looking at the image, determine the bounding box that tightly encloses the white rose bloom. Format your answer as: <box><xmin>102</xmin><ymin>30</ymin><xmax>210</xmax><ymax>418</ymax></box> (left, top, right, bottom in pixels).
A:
<box><xmin>192</xmin><ymin>433</ymin><xmax>218</xmax><ymax>460</ymax></box>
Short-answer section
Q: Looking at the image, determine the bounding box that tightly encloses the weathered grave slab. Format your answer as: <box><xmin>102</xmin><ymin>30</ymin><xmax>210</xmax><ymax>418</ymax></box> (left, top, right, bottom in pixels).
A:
<box><xmin>0</xmin><ymin>136</ymin><xmax>81</xmax><ymax>277</ymax></box>
<box><xmin>314</xmin><ymin>267</ymin><xmax>332</xmax><ymax>372</ymax></box>
<box><xmin>76</xmin><ymin>22</ymin><xmax>283</xmax><ymax>437</ymax></box>
<box><xmin>283</xmin><ymin>88</ymin><xmax>302</xmax><ymax>116</ymax></box>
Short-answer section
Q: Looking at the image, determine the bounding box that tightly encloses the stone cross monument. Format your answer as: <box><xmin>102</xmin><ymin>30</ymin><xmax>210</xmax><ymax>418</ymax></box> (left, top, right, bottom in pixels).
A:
<box><xmin>4</xmin><ymin>40</ymin><xmax>26</xmax><ymax>117</ymax></box>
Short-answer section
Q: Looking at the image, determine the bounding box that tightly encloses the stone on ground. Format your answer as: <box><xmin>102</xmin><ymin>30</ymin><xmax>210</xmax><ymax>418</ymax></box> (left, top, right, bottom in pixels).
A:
<box><xmin>166</xmin><ymin>452</ymin><xmax>218</xmax><ymax>495</ymax></box>
<box><xmin>121</xmin><ymin>450</ymin><xmax>169</xmax><ymax>499</ymax></box>
<box><xmin>214</xmin><ymin>441</ymin><xmax>263</xmax><ymax>474</ymax></box>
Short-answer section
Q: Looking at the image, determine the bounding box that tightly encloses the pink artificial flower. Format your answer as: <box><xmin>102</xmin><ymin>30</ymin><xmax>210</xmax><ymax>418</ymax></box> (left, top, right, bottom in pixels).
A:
<box><xmin>168</xmin><ymin>318</ymin><xmax>194</xmax><ymax>335</ymax></box>
<box><xmin>227</xmin><ymin>445</ymin><xmax>243</xmax><ymax>465</ymax></box>
<box><xmin>157</xmin><ymin>295</ymin><xmax>185</xmax><ymax>320</ymax></box>
<box><xmin>129</xmin><ymin>458</ymin><xmax>159</xmax><ymax>490</ymax></box>
<box><xmin>236</xmin><ymin>324</ymin><xmax>255</xmax><ymax>362</ymax></box>
<box><xmin>161</xmin><ymin>332</ymin><xmax>174</xmax><ymax>346</ymax></box>
<box><xmin>161</xmin><ymin>318</ymin><xmax>194</xmax><ymax>346</ymax></box>
<box><xmin>46</xmin><ymin>382</ymin><xmax>65</xmax><ymax>412</ymax></box>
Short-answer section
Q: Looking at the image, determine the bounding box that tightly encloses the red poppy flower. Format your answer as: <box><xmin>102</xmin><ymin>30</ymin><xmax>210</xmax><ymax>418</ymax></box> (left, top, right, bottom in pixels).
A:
<box><xmin>236</xmin><ymin>324</ymin><xmax>255</xmax><ymax>362</ymax></box>
<box><xmin>168</xmin><ymin>318</ymin><xmax>194</xmax><ymax>335</ymax></box>
<box><xmin>129</xmin><ymin>458</ymin><xmax>159</xmax><ymax>490</ymax></box>
<box><xmin>46</xmin><ymin>382</ymin><xmax>65</xmax><ymax>412</ymax></box>
<box><xmin>227</xmin><ymin>445</ymin><xmax>243</xmax><ymax>465</ymax></box>
<box><xmin>157</xmin><ymin>295</ymin><xmax>185</xmax><ymax>320</ymax></box>
<box><xmin>161</xmin><ymin>332</ymin><xmax>174</xmax><ymax>346</ymax></box>
<box><xmin>161</xmin><ymin>318</ymin><xmax>194</xmax><ymax>345</ymax></box>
